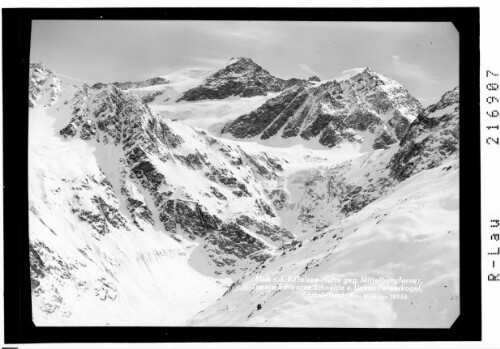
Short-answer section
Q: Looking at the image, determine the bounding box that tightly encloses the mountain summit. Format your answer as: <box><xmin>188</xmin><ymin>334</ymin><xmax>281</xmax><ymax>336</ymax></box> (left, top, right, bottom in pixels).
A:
<box><xmin>177</xmin><ymin>57</ymin><xmax>289</xmax><ymax>101</ymax></box>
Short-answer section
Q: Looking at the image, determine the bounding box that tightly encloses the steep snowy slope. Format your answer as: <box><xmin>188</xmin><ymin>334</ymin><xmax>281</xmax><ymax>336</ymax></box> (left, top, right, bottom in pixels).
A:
<box><xmin>191</xmin><ymin>161</ymin><xmax>459</xmax><ymax>328</ymax></box>
<box><xmin>29</xmin><ymin>63</ymin><xmax>237</xmax><ymax>325</ymax></box>
<box><xmin>190</xmin><ymin>86</ymin><xmax>459</xmax><ymax>327</ymax></box>
<box><xmin>222</xmin><ymin>68</ymin><xmax>422</xmax><ymax>150</ymax></box>
<box><xmin>28</xmin><ymin>62</ymin><xmax>302</xmax><ymax>325</ymax></box>
<box><xmin>56</xmin><ymin>82</ymin><xmax>298</xmax><ymax>275</ymax></box>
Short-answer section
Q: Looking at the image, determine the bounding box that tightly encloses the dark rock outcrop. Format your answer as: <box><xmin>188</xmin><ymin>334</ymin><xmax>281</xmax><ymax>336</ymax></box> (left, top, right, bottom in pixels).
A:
<box><xmin>390</xmin><ymin>86</ymin><xmax>459</xmax><ymax>181</ymax></box>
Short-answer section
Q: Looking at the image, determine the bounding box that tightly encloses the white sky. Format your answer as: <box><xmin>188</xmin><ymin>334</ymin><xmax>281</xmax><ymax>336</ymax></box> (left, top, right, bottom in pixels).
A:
<box><xmin>31</xmin><ymin>20</ymin><xmax>459</xmax><ymax>105</ymax></box>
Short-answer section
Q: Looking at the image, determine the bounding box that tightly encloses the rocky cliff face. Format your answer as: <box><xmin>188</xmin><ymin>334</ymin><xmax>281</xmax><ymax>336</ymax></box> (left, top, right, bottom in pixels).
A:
<box><xmin>38</xmin><ymin>69</ymin><xmax>296</xmax><ymax>275</ymax></box>
<box><xmin>28</xmin><ymin>62</ymin><xmax>297</xmax><ymax>324</ymax></box>
<box><xmin>222</xmin><ymin>68</ymin><xmax>422</xmax><ymax>150</ymax></box>
<box><xmin>177</xmin><ymin>57</ymin><xmax>306</xmax><ymax>102</ymax></box>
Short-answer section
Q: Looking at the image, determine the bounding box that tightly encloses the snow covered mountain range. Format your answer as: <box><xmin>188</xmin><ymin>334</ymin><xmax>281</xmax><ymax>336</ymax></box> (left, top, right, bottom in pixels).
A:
<box><xmin>28</xmin><ymin>57</ymin><xmax>459</xmax><ymax>327</ymax></box>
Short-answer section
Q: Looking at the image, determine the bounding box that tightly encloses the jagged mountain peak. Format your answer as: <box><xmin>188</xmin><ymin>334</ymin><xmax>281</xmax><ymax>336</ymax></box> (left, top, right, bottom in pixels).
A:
<box><xmin>332</xmin><ymin>67</ymin><xmax>400</xmax><ymax>88</ymax></box>
<box><xmin>222</xmin><ymin>65</ymin><xmax>423</xmax><ymax>149</ymax></box>
<box><xmin>437</xmin><ymin>85</ymin><xmax>459</xmax><ymax>104</ymax></box>
<box><xmin>420</xmin><ymin>86</ymin><xmax>459</xmax><ymax>119</ymax></box>
<box><xmin>90</xmin><ymin>81</ymin><xmax>118</xmax><ymax>90</ymax></box>
<box><xmin>176</xmin><ymin>57</ymin><xmax>326</xmax><ymax>102</ymax></box>
<box><xmin>307</xmin><ymin>75</ymin><xmax>321</xmax><ymax>82</ymax></box>
<box><xmin>177</xmin><ymin>57</ymin><xmax>285</xmax><ymax>102</ymax></box>
<box><xmin>212</xmin><ymin>56</ymin><xmax>271</xmax><ymax>78</ymax></box>
<box><xmin>351</xmin><ymin>67</ymin><xmax>383</xmax><ymax>81</ymax></box>
<box><xmin>29</xmin><ymin>60</ymin><xmax>61</xmax><ymax>108</ymax></box>
<box><xmin>336</xmin><ymin>67</ymin><xmax>381</xmax><ymax>83</ymax></box>
<box><xmin>227</xmin><ymin>56</ymin><xmax>258</xmax><ymax>66</ymax></box>
<box><xmin>58</xmin><ymin>80</ymin><xmax>164</xmax><ymax>146</ymax></box>
<box><xmin>332</xmin><ymin>67</ymin><xmax>371</xmax><ymax>81</ymax></box>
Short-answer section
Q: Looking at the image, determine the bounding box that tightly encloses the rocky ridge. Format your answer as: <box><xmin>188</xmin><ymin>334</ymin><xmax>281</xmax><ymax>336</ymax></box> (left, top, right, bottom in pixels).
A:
<box><xmin>33</xmin><ymin>62</ymin><xmax>296</xmax><ymax>276</ymax></box>
<box><xmin>29</xmin><ymin>61</ymin><xmax>62</xmax><ymax>108</ymax></box>
<box><xmin>222</xmin><ymin>68</ymin><xmax>423</xmax><ymax>150</ymax></box>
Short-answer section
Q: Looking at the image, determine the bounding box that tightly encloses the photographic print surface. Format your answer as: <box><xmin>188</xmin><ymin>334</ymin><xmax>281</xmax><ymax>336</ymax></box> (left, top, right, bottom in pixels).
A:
<box><xmin>28</xmin><ymin>20</ymin><xmax>459</xmax><ymax>327</ymax></box>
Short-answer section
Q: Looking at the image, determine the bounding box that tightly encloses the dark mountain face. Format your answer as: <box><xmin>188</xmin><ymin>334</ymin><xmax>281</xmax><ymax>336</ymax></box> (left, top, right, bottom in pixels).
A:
<box><xmin>177</xmin><ymin>57</ymin><xmax>304</xmax><ymax>102</ymax></box>
<box><xmin>222</xmin><ymin>68</ymin><xmax>423</xmax><ymax>150</ymax></box>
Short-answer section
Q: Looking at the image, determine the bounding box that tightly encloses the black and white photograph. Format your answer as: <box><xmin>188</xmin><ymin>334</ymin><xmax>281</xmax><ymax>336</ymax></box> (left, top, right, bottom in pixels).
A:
<box><xmin>24</xmin><ymin>19</ymin><xmax>464</xmax><ymax>328</ymax></box>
